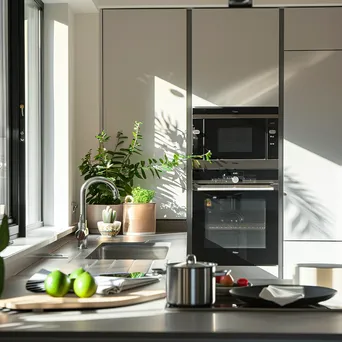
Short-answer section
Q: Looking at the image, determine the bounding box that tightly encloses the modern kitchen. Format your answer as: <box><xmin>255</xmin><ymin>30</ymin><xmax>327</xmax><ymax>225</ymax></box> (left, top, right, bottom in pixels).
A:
<box><xmin>1</xmin><ymin>0</ymin><xmax>342</xmax><ymax>341</ymax></box>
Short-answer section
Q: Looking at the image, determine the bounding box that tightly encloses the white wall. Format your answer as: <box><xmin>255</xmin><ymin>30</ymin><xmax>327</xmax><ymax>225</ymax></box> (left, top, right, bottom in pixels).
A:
<box><xmin>74</xmin><ymin>13</ymin><xmax>100</xmax><ymax>219</ymax></box>
<box><xmin>43</xmin><ymin>4</ymin><xmax>76</xmax><ymax>227</ymax></box>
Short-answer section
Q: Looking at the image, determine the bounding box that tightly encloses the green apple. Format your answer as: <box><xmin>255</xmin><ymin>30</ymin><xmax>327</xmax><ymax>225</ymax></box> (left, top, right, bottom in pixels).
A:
<box><xmin>44</xmin><ymin>270</ymin><xmax>71</xmax><ymax>297</ymax></box>
<box><xmin>73</xmin><ymin>271</ymin><xmax>97</xmax><ymax>298</ymax></box>
<box><xmin>68</xmin><ymin>267</ymin><xmax>86</xmax><ymax>287</ymax></box>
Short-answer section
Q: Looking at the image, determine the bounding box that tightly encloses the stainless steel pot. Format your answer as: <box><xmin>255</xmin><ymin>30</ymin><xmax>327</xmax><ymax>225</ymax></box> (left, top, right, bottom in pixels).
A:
<box><xmin>166</xmin><ymin>254</ymin><xmax>217</xmax><ymax>307</ymax></box>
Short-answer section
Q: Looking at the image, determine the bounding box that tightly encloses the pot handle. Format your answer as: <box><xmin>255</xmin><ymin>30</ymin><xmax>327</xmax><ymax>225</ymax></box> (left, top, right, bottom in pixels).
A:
<box><xmin>186</xmin><ymin>254</ymin><xmax>197</xmax><ymax>264</ymax></box>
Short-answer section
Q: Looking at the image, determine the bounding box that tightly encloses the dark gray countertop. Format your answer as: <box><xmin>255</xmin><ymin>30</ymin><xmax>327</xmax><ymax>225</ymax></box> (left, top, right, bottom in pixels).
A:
<box><xmin>1</xmin><ymin>232</ymin><xmax>342</xmax><ymax>341</ymax></box>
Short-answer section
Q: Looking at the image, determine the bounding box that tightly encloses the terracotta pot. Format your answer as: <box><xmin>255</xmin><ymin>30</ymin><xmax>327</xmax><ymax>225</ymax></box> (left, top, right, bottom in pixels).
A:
<box><xmin>86</xmin><ymin>204</ymin><xmax>123</xmax><ymax>234</ymax></box>
<box><xmin>123</xmin><ymin>203</ymin><xmax>156</xmax><ymax>235</ymax></box>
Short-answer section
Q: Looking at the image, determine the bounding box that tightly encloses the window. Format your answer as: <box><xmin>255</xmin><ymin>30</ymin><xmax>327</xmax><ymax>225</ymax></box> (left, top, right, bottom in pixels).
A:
<box><xmin>5</xmin><ymin>0</ymin><xmax>43</xmax><ymax>237</ymax></box>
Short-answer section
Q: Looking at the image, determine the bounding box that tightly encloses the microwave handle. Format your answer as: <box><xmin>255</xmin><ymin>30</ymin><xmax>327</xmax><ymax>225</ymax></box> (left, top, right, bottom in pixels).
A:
<box><xmin>194</xmin><ymin>184</ymin><xmax>278</xmax><ymax>191</ymax></box>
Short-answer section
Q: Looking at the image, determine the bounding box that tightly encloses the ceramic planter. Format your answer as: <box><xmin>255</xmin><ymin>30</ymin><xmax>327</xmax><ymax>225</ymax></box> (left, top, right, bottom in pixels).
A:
<box><xmin>97</xmin><ymin>221</ymin><xmax>122</xmax><ymax>237</ymax></box>
<box><xmin>87</xmin><ymin>204</ymin><xmax>123</xmax><ymax>233</ymax></box>
<box><xmin>123</xmin><ymin>202</ymin><xmax>156</xmax><ymax>235</ymax></box>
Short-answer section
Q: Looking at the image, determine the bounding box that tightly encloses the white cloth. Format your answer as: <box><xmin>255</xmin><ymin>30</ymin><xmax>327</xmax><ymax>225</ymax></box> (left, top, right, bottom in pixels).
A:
<box><xmin>259</xmin><ymin>285</ymin><xmax>305</xmax><ymax>306</ymax></box>
<box><xmin>94</xmin><ymin>276</ymin><xmax>160</xmax><ymax>295</ymax></box>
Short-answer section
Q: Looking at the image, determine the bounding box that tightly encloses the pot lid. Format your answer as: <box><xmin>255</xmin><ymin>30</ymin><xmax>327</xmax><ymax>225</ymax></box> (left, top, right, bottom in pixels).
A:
<box><xmin>172</xmin><ymin>254</ymin><xmax>216</xmax><ymax>268</ymax></box>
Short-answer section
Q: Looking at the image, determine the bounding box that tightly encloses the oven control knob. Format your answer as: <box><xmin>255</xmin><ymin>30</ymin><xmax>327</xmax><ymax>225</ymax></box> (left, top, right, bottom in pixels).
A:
<box><xmin>232</xmin><ymin>176</ymin><xmax>239</xmax><ymax>184</ymax></box>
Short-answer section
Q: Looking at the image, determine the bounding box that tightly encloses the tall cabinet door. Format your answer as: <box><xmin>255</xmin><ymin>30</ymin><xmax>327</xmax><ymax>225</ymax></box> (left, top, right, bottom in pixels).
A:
<box><xmin>284</xmin><ymin>8</ymin><xmax>342</xmax><ymax>50</ymax></box>
<box><xmin>192</xmin><ymin>8</ymin><xmax>279</xmax><ymax>107</ymax></box>
<box><xmin>102</xmin><ymin>10</ymin><xmax>187</xmax><ymax>220</ymax></box>
<box><xmin>283</xmin><ymin>51</ymin><xmax>342</xmax><ymax>277</ymax></box>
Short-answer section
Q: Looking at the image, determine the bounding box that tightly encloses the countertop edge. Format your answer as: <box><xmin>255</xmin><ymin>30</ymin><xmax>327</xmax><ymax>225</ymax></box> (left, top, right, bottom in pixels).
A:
<box><xmin>0</xmin><ymin>331</ymin><xmax>341</xmax><ymax>341</ymax></box>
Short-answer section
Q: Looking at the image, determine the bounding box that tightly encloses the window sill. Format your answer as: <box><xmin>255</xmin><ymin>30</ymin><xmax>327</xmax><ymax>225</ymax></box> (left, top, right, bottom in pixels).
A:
<box><xmin>0</xmin><ymin>225</ymin><xmax>77</xmax><ymax>262</ymax></box>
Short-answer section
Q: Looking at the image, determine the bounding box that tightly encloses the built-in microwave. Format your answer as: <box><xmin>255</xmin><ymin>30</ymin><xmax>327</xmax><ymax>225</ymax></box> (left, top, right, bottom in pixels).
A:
<box><xmin>193</xmin><ymin>106</ymin><xmax>278</xmax><ymax>160</ymax></box>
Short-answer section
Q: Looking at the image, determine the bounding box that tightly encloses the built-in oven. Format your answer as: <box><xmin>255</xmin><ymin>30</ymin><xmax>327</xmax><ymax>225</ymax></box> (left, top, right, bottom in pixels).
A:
<box><xmin>191</xmin><ymin>169</ymin><xmax>278</xmax><ymax>266</ymax></box>
<box><xmin>193</xmin><ymin>106</ymin><xmax>278</xmax><ymax>160</ymax></box>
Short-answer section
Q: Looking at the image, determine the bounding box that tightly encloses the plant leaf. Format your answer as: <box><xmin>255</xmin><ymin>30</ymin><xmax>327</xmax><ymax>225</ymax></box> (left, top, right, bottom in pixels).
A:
<box><xmin>135</xmin><ymin>170</ymin><xmax>143</xmax><ymax>179</ymax></box>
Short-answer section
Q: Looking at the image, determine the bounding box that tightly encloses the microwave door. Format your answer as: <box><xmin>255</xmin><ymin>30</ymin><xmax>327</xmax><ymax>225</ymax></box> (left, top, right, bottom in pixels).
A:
<box><xmin>204</xmin><ymin>119</ymin><xmax>267</xmax><ymax>160</ymax></box>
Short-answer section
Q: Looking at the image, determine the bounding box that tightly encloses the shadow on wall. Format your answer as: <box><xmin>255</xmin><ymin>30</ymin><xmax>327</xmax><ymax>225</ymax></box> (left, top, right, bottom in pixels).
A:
<box><xmin>284</xmin><ymin>168</ymin><xmax>334</xmax><ymax>240</ymax></box>
<box><xmin>154</xmin><ymin>111</ymin><xmax>187</xmax><ymax>219</ymax></box>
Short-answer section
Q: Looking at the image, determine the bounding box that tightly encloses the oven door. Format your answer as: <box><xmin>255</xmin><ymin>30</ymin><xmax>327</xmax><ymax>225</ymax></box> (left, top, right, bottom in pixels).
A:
<box><xmin>205</xmin><ymin>118</ymin><xmax>267</xmax><ymax>159</ymax></box>
<box><xmin>192</xmin><ymin>184</ymin><xmax>278</xmax><ymax>266</ymax></box>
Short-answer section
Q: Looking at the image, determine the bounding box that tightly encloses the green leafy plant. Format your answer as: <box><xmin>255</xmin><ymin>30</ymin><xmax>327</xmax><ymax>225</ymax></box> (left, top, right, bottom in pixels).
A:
<box><xmin>102</xmin><ymin>206</ymin><xmax>117</xmax><ymax>223</ymax></box>
<box><xmin>79</xmin><ymin>121</ymin><xmax>211</xmax><ymax>205</ymax></box>
<box><xmin>130</xmin><ymin>187</ymin><xmax>155</xmax><ymax>204</ymax></box>
<box><xmin>0</xmin><ymin>215</ymin><xmax>9</xmax><ymax>297</ymax></box>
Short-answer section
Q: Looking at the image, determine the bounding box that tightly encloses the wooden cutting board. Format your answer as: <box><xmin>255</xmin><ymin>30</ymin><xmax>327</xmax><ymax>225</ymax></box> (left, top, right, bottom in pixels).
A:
<box><xmin>0</xmin><ymin>289</ymin><xmax>166</xmax><ymax>311</ymax></box>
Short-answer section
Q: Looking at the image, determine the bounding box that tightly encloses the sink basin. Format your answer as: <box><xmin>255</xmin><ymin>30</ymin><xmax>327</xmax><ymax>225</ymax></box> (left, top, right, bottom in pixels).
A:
<box><xmin>85</xmin><ymin>242</ymin><xmax>169</xmax><ymax>260</ymax></box>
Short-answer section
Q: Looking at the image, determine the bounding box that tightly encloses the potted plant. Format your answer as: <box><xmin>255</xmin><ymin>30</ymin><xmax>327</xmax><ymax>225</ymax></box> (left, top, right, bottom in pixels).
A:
<box><xmin>79</xmin><ymin>122</ymin><xmax>149</xmax><ymax>231</ymax></box>
<box><xmin>97</xmin><ymin>206</ymin><xmax>122</xmax><ymax>237</ymax></box>
<box><xmin>123</xmin><ymin>187</ymin><xmax>156</xmax><ymax>235</ymax></box>
<box><xmin>79</xmin><ymin>121</ymin><xmax>211</xmax><ymax>233</ymax></box>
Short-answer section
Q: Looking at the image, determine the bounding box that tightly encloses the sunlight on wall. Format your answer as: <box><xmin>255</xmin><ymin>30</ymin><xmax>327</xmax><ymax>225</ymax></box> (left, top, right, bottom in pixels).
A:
<box><xmin>153</xmin><ymin>76</ymin><xmax>216</xmax><ymax>219</ymax></box>
<box><xmin>211</xmin><ymin>50</ymin><xmax>333</xmax><ymax>106</ymax></box>
<box><xmin>284</xmin><ymin>139</ymin><xmax>342</xmax><ymax>240</ymax></box>
<box><xmin>53</xmin><ymin>20</ymin><xmax>69</xmax><ymax>227</ymax></box>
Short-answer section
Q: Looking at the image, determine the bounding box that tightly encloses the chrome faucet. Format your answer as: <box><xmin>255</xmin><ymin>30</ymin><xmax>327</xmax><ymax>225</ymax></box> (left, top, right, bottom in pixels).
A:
<box><xmin>76</xmin><ymin>176</ymin><xmax>119</xmax><ymax>249</ymax></box>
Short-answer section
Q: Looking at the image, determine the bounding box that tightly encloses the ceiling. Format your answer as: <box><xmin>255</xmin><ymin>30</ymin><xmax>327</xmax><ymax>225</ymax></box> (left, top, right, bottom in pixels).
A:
<box><xmin>42</xmin><ymin>0</ymin><xmax>342</xmax><ymax>13</ymax></box>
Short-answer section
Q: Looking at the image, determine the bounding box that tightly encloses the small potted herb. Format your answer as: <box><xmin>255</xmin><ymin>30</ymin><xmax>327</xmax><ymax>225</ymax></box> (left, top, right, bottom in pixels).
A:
<box><xmin>97</xmin><ymin>206</ymin><xmax>122</xmax><ymax>237</ymax></box>
<box><xmin>123</xmin><ymin>187</ymin><xmax>156</xmax><ymax>235</ymax></box>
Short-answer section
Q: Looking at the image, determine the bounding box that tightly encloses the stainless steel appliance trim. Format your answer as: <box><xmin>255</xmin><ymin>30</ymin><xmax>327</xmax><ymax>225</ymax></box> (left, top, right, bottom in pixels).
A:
<box><xmin>278</xmin><ymin>8</ymin><xmax>285</xmax><ymax>279</ymax></box>
<box><xmin>186</xmin><ymin>9</ymin><xmax>193</xmax><ymax>255</ymax></box>
<box><xmin>194</xmin><ymin>184</ymin><xmax>277</xmax><ymax>191</ymax></box>
<box><xmin>194</xmin><ymin>180</ymin><xmax>278</xmax><ymax>185</ymax></box>
<box><xmin>193</xmin><ymin>114</ymin><xmax>279</xmax><ymax>119</ymax></box>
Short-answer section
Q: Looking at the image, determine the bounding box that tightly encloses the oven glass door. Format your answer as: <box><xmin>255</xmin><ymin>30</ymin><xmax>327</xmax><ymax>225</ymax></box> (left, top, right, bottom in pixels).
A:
<box><xmin>205</xmin><ymin>119</ymin><xmax>266</xmax><ymax>159</ymax></box>
<box><xmin>192</xmin><ymin>187</ymin><xmax>278</xmax><ymax>266</ymax></box>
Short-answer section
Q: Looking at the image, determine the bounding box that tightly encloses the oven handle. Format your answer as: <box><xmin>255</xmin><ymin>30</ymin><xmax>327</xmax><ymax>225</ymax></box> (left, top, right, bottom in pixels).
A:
<box><xmin>193</xmin><ymin>184</ymin><xmax>278</xmax><ymax>191</ymax></box>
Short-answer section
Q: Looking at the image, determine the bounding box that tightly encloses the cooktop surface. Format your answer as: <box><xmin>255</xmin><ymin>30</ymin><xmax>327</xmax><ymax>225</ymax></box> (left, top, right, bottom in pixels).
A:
<box><xmin>165</xmin><ymin>296</ymin><xmax>342</xmax><ymax>312</ymax></box>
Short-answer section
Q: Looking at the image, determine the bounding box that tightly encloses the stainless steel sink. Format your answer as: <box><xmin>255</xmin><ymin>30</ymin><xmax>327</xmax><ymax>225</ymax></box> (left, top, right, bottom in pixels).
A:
<box><xmin>85</xmin><ymin>242</ymin><xmax>169</xmax><ymax>260</ymax></box>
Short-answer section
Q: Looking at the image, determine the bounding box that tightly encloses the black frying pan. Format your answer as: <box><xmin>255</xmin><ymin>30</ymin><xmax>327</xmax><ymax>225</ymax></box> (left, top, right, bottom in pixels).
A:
<box><xmin>229</xmin><ymin>284</ymin><xmax>337</xmax><ymax>307</ymax></box>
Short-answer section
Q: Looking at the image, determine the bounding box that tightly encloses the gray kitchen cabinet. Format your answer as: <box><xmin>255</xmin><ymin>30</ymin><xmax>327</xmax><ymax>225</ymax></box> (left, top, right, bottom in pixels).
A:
<box><xmin>284</xmin><ymin>8</ymin><xmax>342</xmax><ymax>51</ymax></box>
<box><xmin>284</xmin><ymin>50</ymin><xmax>342</xmax><ymax>242</ymax></box>
<box><xmin>192</xmin><ymin>8</ymin><xmax>279</xmax><ymax>107</ymax></box>
<box><xmin>102</xmin><ymin>9</ymin><xmax>187</xmax><ymax>220</ymax></box>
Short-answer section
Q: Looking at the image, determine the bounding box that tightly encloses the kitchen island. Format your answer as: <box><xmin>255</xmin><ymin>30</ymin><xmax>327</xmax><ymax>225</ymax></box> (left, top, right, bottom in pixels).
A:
<box><xmin>0</xmin><ymin>233</ymin><xmax>342</xmax><ymax>341</ymax></box>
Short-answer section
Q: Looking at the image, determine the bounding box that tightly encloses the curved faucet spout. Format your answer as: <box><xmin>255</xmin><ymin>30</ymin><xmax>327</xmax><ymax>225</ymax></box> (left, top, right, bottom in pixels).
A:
<box><xmin>76</xmin><ymin>176</ymin><xmax>119</xmax><ymax>249</ymax></box>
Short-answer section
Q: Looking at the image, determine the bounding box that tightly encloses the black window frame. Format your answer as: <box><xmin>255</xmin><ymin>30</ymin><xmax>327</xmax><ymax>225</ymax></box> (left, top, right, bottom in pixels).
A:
<box><xmin>8</xmin><ymin>0</ymin><xmax>44</xmax><ymax>237</ymax></box>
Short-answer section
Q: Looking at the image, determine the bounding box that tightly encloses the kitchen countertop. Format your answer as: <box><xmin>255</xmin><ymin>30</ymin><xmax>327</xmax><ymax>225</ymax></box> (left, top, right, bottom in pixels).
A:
<box><xmin>1</xmin><ymin>232</ymin><xmax>342</xmax><ymax>341</ymax></box>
